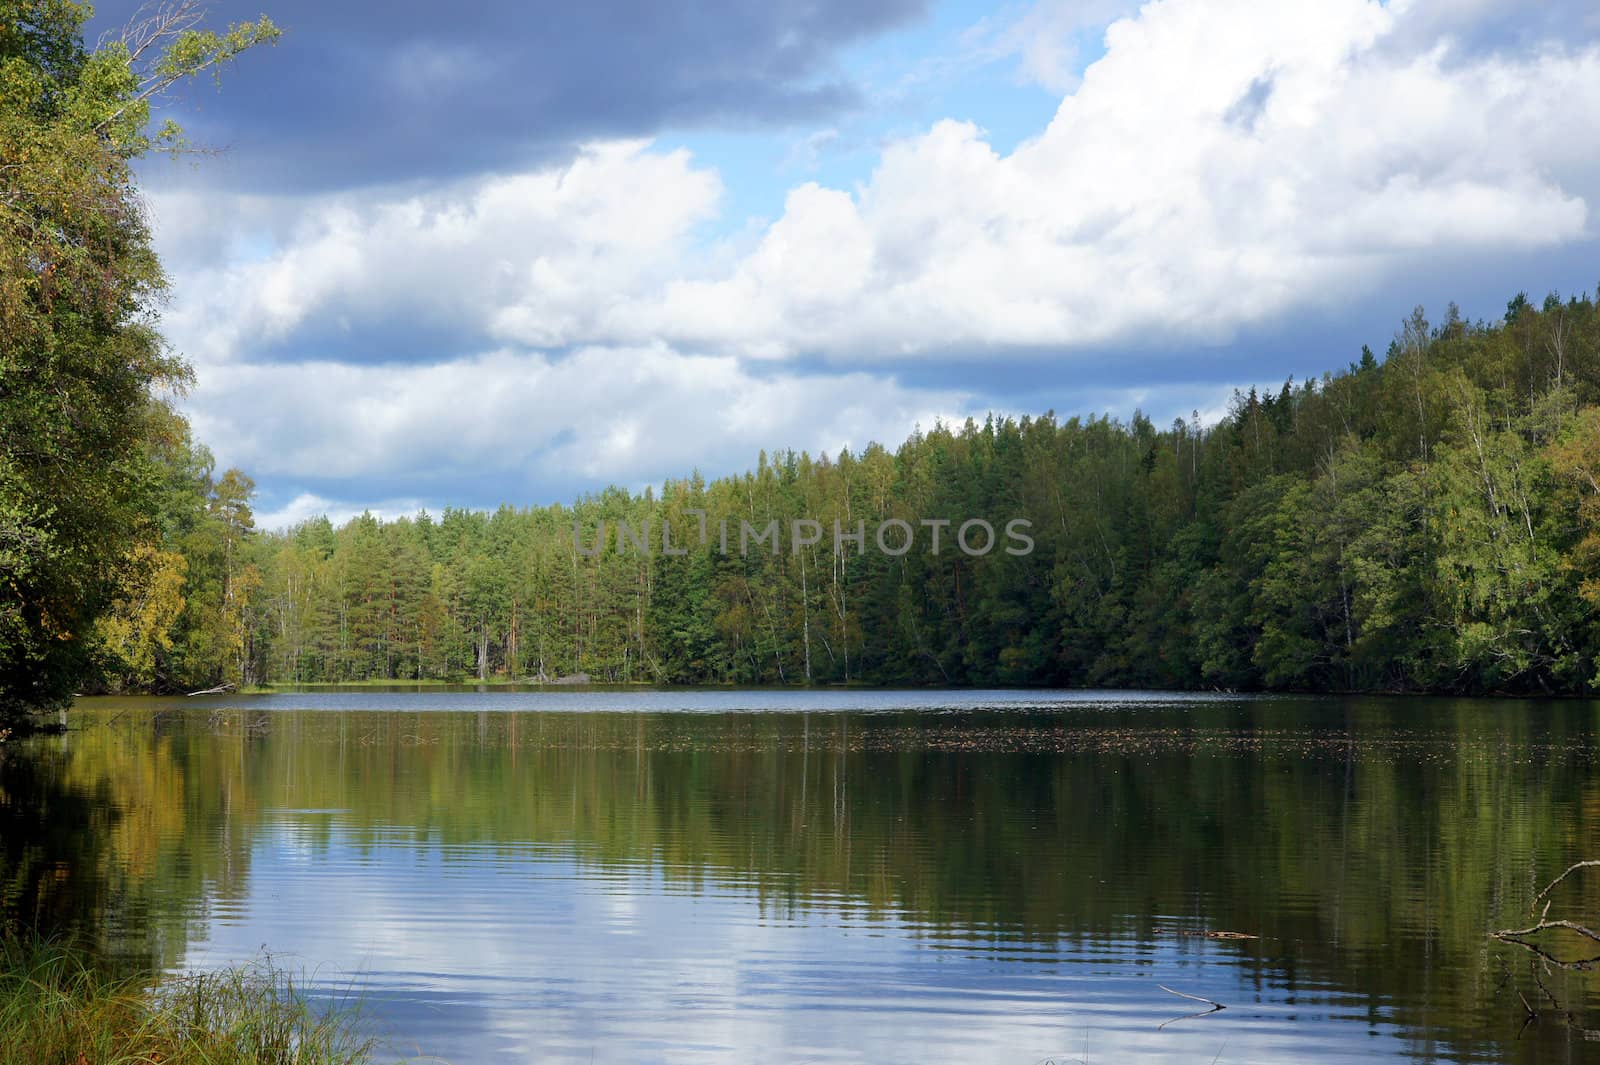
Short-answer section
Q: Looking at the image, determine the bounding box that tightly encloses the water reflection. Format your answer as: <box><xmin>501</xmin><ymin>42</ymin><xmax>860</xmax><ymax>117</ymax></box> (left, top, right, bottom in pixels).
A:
<box><xmin>4</xmin><ymin>692</ymin><xmax>1600</xmax><ymax>1063</ymax></box>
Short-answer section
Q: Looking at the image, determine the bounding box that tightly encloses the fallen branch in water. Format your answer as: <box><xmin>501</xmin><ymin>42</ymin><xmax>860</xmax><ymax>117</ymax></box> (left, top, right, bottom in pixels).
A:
<box><xmin>186</xmin><ymin>683</ymin><xmax>235</xmax><ymax>697</ymax></box>
<box><xmin>1492</xmin><ymin>856</ymin><xmax>1600</xmax><ymax>1039</ymax></box>
<box><xmin>1156</xmin><ymin>983</ymin><xmax>1225</xmax><ymax>1029</ymax></box>
<box><xmin>1495</xmin><ymin>934</ymin><xmax>1600</xmax><ymax>973</ymax></box>
<box><xmin>1491</xmin><ymin>859</ymin><xmax>1600</xmax><ymax>964</ymax></box>
<box><xmin>1535</xmin><ymin>861</ymin><xmax>1600</xmax><ymax>909</ymax></box>
<box><xmin>1493</xmin><ymin>913</ymin><xmax>1600</xmax><ymax>946</ymax></box>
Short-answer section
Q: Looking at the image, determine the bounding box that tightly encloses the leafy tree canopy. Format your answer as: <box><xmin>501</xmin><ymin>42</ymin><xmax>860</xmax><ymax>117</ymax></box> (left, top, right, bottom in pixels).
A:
<box><xmin>0</xmin><ymin>0</ymin><xmax>277</xmax><ymax>724</ymax></box>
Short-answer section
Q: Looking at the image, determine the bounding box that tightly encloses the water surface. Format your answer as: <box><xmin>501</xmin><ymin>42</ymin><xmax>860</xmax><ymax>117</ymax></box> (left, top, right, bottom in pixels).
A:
<box><xmin>5</xmin><ymin>689</ymin><xmax>1600</xmax><ymax>1064</ymax></box>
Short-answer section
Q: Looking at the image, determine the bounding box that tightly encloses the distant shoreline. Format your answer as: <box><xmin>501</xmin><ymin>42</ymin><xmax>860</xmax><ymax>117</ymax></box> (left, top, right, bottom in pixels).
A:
<box><xmin>129</xmin><ymin>679</ymin><xmax>1596</xmax><ymax>701</ymax></box>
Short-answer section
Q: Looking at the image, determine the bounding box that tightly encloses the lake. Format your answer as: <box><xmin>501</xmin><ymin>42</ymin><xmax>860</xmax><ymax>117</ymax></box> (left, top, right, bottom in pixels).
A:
<box><xmin>4</xmin><ymin>689</ymin><xmax>1599</xmax><ymax>1063</ymax></box>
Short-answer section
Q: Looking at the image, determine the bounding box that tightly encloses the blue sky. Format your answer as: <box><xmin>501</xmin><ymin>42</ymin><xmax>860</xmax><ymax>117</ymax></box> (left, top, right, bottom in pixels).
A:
<box><xmin>91</xmin><ymin>0</ymin><xmax>1600</xmax><ymax>527</ymax></box>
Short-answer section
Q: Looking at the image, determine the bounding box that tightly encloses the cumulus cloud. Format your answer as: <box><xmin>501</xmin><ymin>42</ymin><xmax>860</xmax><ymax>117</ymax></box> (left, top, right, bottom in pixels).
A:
<box><xmin>144</xmin><ymin>0</ymin><xmax>1600</xmax><ymax>513</ymax></box>
<box><xmin>252</xmin><ymin>493</ymin><xmax>430</xmax><ymax>532</ymax></box>
<box><xmin>187</xmin><ymin>345</ymin><xmax>971</xmax><ymax>513</ymax></box>
<box><xmin>164</xmin><ymin>0</ymin><xmax>1600</xmax><ymax>373</ymax></box>
<box><xmin>633</xmin><ymin>0</ymin><xmax>1600</xmax><ymax>359</ymax></box>
<box><xmin>156</xmin><ymin>141</ymin><xmax>724</xmax><ymax>365</ymax></box>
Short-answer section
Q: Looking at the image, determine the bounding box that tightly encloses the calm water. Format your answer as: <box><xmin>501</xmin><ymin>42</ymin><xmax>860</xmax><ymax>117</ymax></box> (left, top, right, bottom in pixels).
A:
<box><xmin>5</xmin><ymin>689</ymin><xmax>1600</xmax><ymax>1064</ymax></box>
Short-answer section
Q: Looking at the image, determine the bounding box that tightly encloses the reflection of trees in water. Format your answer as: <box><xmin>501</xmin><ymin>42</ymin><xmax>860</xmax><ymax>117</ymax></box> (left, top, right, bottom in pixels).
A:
<box><xmin>0</xmin><ymin>720</ymin><xmax>259</xmax><ymax>975</ymax></box>
<box><xmin>7</xmin><ymin>699</ymin><xmax>1600</xmax><ymax>1061</ymax></box>
<box><xmin>0</xmin><ymin>744</ymin><xmax>110</xmax><ymax>943</ymax></box>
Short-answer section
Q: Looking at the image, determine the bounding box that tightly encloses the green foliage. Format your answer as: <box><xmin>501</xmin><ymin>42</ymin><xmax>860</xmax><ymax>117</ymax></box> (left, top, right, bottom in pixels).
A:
<box><xmin>196</xmin><ymin>287</ymin><xmax>1600</xmax><ymax>695</ymax></box>
<box><xmin>0</xmin><ymin>1</ymin><xmax>276</xmax><ymax>723</ymax></box>
<box><xmin>15</xmin><ymin>273</ymin><xmax>1600</xmax><ymax>695</ymax></box>
<box><xmin>0</xmin><ymin>935</ymin><xmax>374</xmax><ymax>1065</ymax></box>
<box><xmin>1</xmin><ymin>0</ymin><xmax>1595</xmax><ymax>700</ymax></box>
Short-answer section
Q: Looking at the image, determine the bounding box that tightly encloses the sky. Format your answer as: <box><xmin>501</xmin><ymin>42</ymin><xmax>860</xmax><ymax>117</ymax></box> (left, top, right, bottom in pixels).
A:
<box><xmin>88</xmin><ymin>0</ymin><xmax>1600</xmax><ymax>529</ymax></box>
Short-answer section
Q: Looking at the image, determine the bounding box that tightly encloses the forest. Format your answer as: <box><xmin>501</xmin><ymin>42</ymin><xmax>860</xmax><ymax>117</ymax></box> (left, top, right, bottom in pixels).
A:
<box><xmin>84</xmin><ymin>291</ymin><xmax>1600</xmax><ymax>698</ymax></box>
<box><xmin>5</xmin><ymin>2</ymin><xmax>1600</xmax><ymax>714</ymax></box>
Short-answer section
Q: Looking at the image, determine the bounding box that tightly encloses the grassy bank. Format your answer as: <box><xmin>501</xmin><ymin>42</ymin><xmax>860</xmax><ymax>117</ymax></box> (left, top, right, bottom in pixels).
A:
<box><xmin>0</xmin><ymin>937</ymin><xmax>378</xmax><ymax>1065</ymax></box>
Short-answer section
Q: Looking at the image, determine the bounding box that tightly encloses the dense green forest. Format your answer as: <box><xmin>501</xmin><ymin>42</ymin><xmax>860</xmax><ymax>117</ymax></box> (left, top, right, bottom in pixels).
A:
<box><xmin>6</xmin><ymin>5</ymin><xmax>1600</xmax><ymax>717</ymax></box>
<box><xmin>84</xmin><ymin>291</ymin><xmax>1600</xmax><ymax>697</ymax></box>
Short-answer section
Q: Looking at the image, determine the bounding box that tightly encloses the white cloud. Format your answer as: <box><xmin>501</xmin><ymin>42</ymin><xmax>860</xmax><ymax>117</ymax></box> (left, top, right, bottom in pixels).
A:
<box><xmin>252</xmin><ymin>493</ymin><xmax>430</xmax><ymax>532</ymax></box>
<box><xmin>632</xmin><ymin>0</ymin><xmax>1599</xmax><ymax>359</ymax></box>
<box><xmin>145</xmin><ymin>0</ymin><xmax>1600</xmax><ymax>504</ymax></box>
<box><xmin>187</xmin><ymin>345</ymin><xmax>971</xmax><ymax>503</ymax></box>
<box><xmin>155</xmin><ymin>140</ymin><xmax>724</xmax><ymax>364</ymax></box>
<box><xmin>160</xmin><ymin>0</ymin><xmax>1600</xmax><ymax>374</ymax></box>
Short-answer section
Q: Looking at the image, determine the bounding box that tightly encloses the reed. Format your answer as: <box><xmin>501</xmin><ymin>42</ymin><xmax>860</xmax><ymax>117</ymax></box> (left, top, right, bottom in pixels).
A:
<box><xmin>0</xmin><ymin>935</ymin><xmax>379</xmax><ymax>1065</ymax></box>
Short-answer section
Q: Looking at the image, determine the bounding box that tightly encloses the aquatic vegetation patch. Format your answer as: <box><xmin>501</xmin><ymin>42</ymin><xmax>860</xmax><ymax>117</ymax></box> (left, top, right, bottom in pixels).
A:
<box><xmin>0</xmin><ymin>936</ymin><xmax>377</xmax><ymax>1065</ymax></box>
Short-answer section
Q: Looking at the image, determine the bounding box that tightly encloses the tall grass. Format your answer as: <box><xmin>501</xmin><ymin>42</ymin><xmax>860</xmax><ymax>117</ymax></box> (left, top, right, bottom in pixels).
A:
<box><xmin>0</xmin><ymin>936</ymin><xmax>378</xmax><ymax>1065</ymax></box>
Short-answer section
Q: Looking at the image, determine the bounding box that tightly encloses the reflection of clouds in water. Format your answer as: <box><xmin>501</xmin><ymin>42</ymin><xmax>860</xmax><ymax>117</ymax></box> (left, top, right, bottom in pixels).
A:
<box><xmin>180</xmin><ymin>836</ymin><xmax>1402</xmax><ymax>1065</ymax></box>
<box><xmin>59</xmin><ymin>692</ymin><xmax>1574</xmax><ymax>1063</ymax></box>
<box><xmin>601</xmin><ymin>886</ymin><xmax>640</xmax><ymax>936</ymax></box>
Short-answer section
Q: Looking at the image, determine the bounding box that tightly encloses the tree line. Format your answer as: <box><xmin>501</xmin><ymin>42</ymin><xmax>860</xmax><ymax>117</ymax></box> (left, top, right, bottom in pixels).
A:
<box><xmin>91</xmin><ymin>289</ymin><xmax>1600</xmax><ymax>697</ymax></box>
<box><xmin>8</xmin><ymin>4</ymin><xmax>1600</xmax><ymax>719</ymax></box>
